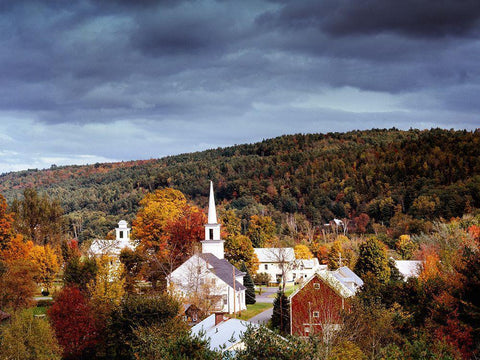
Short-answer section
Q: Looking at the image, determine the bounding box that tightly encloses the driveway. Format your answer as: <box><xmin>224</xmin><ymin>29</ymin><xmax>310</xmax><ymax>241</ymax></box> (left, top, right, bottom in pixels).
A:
<box><xmin>255</xmin><ymin>286</ymin><xmax>278</xmax><ymax>304</ymax></box>
<box><xmin>249</xmin><ymin>307</ymin><xmax>273</xmax><ymax>325</ymax></box>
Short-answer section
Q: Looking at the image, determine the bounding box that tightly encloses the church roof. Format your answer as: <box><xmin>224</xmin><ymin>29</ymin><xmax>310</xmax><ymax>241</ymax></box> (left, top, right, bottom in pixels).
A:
<box><xmin>200</xmin><ymin>253</ymin><xmax>246</xmax><ymax>291</ymax></box>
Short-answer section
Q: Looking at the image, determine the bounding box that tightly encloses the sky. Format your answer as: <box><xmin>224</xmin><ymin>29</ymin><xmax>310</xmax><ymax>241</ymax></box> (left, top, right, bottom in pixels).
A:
<box><xmin>0</xmin><ymin>0</ymin><xmax>479</xmax><ymax>173</ymax></box>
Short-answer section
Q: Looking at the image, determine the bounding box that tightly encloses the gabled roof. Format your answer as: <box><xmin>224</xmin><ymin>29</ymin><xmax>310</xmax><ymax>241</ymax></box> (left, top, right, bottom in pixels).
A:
<box><xmin>295</xmin><ymin>258</ymin><xmax>323</xmax><ymax>270</ymax></box>
<box><xmin>334</xmin><ymin>266</ymin><xmax>364</xmax><ymax>291</ymax></box>
<box><xmin>191</xmin><ymin>314</ymin><xmax>256</xmax><ymax>352</ymax></box>
<box><xmin>289</xmin><ymin>267</ymin><xmax>363</xmax><ymax>300</ymax></box>
<box><xmin>89</xmin><ymin>238</ymin><xmax>136</xmax><ymax>256</ymax></box>
<box><xmin>200</xmin><ymin>253</ymin><xmax>246</xmax><ymax>291</ymax></box>
<box><xmin>254</xmin><ymin>248</ymin><xmax>295</xmax><ymax>263</ymax></box>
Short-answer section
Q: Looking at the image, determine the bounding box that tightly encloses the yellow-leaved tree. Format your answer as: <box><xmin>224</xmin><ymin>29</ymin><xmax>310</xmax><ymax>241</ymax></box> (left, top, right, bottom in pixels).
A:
<box><xmin>134</xmin><ymin>188</ymin><xmax>187</xmax><ymax>254</ymax></box>
<box><xmin>29</xmin><ymin>244</ymin><xmax>60</xmax><ymax>292</ymax></box>
<box><xmin>294</xmin><ymin>244</ymin><xmax>313</xmax><ymax>260</ymax></box>
<box><xmin>88</xmin><ymin>255</ymin><xmax>125</xmax><ymax>318</ymax></box>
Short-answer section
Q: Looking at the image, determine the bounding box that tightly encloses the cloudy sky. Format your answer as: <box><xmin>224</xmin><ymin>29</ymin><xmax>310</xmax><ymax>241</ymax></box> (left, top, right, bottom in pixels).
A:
<box><xmin>0</xmin><ymin>0</ymin><xmax>479</xmax><ymax>173</ymax></box>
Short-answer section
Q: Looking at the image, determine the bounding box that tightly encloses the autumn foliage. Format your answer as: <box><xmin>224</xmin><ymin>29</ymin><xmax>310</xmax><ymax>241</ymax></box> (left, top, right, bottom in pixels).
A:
<box><xmin>48</xmin><ymin>286</ymin><xmax>99</xmax><ymax>359</ymax></box>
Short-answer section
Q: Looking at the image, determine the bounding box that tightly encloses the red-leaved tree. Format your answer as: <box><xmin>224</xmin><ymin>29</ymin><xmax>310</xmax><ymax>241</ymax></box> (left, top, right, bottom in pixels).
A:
<box><xmin>48</xmin><ymin>286</ymin><xmax>99</xmax><ymax>359</ymax></box>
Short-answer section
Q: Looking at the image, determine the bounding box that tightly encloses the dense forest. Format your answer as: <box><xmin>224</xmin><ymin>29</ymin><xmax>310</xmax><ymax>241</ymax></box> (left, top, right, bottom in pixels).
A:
<box><xmin>0</xmin><ymin>128</ymin><xmax>479</xmax><ymax>242</ymax></box>
<box><xmin>1</xmin><ymin>128</ymin><xmax>480</xmax><ymax>359</ymax></box>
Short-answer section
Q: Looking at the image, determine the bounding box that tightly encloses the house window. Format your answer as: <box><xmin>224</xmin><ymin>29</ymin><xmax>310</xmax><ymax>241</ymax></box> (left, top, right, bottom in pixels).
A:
<box><xmin>313</xmin><ymin>311</ymin><xmax>319</xmax><ymax>318</ymax></box>
<box><xmin>314</xmin><ymin>283</ymin><xmax>320</xmax><ymax>289</ymax></box>
<box><xmin>304</xmin><ymin>326</ymin><xmax>310</xmax><ymax>334</ymax></box>
<box><xmin>199</xmin><ymin>279</ymin><xmax>204</xmax><ymax>285</ymax></box>
<box><xmin>265</xmin><ymin>264</ymin><xmax>268</xmax><ymax>270</ymax></box>
<box><xmin>223</xmin><ymin>294</ymin><xmax>228</xmax><ymax>305</ymax></box>
<box><xmin>211</xmin><ymin>278</ymin><xmax>216</xmax><ymax>285</ymax></box>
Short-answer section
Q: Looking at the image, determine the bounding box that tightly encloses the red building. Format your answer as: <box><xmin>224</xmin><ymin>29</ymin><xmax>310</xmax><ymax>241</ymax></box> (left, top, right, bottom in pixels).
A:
<box><xmin>289</xmin><ymin>267</ymin><xmax>363</xmax><ymax>337</ymax></box>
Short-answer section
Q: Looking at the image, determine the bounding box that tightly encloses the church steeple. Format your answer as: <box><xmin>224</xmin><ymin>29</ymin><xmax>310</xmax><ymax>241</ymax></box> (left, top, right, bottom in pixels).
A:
<box><xmin>208</xmin><ymin>181</ymin><xmax>218</xmax><ymax>224</ymax></box>
<box><xmin>201</xmin><ymin>181</ymin><xmax>224</xmax><ymax>259</ymax></box>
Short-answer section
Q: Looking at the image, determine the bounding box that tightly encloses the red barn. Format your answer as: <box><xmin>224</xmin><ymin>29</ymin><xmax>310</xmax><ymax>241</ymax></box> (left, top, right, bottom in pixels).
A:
<box><xmin>289</xmin><ymin>266</ymin><xmax>363</xmax><ymax>337</ymax></box>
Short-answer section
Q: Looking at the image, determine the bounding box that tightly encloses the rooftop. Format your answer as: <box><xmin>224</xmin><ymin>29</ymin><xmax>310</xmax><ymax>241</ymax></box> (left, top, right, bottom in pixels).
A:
<box><xmin>254</xmin><ymin>248</ymin><xmax>295</xmax><ymax>263</ymax></box>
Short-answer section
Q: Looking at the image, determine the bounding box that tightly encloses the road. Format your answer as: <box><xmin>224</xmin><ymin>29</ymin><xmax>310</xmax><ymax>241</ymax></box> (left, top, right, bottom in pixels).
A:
<box><xmin>248</xmin><ymin>286</ymin><xmax>278</xmax><ymax>325</ymax></box>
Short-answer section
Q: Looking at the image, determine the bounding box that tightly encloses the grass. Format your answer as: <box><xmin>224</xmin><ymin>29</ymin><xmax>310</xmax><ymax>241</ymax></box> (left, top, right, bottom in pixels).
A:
<box><xmin>32</xmin><ymin>306</ymin><xmax>47</xmax><ymax>316</ymax></box>
<box><xmin>266</xmin><ymin>284</ymin><xmax>299</xmax><ymax>298</ymax></box>
<box><xmin>228</xmin><ymin>302</ymin><xmax>273</xmax><ymax>321</ymax></box>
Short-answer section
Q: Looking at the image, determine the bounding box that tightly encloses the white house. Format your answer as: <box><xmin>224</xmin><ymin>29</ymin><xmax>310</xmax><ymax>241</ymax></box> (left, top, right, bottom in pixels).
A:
<box><xmin>169</xmin><ymin>182</ymin><xmax>247</xmax><ymax>314</ymax></box>
<box><xmin>292</xmin><ymin>258</ymin><xmax>327</xmax><ymax>284</ymax></box>
<box><xmin>191</xmin><ymin>313</ymin><xmax>256</xmax><ymax>353</ymax></box>
<box><xmin>254</xmin><ymin>247</ymin><xmax>324</xmax><ymax>285</ymax></box>
<box><xmin>89</xmin><ymin>220</ymin><xmax>137</xmax><ymax>257</ymax></box>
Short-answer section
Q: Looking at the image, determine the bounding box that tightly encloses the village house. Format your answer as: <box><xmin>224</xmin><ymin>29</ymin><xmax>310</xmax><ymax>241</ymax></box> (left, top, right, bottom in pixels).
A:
<box><xmin>168</xmin><ymin>182</ymin><xmax>247</xmax><ymax>314</ymax></box>
<box><xmin>254</xmin><ymin>247</ymin><xmax>324</xmax><ymax>285</ymax></box>
<box><xmin>182</xmin><ymin>303</ymin><xmax>201</xmax><ymax>325</ymax></box>
<box><xmin>289</xmin><ymin>267</ymin><xmax>363</xmax><ymax>337</ymax></box>
<box><xmin>88</xmin><ymin>220</ymin><xmax>137</xmax><ymax>258</ymax></box>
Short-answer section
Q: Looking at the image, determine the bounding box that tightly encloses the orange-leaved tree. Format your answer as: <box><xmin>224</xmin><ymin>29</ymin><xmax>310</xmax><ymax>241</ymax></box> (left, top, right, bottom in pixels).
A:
<box><xmin>134</xmin><ymin>188</ymin><xmax>188</xmax><ymax>255</ymax></box>
<box><xmin>133</xmin><ymin>188</ymin><xmax>206</xmax><ymax>287</ymax></box>
<box><xmin>0</xmin><ymin>234</ymin><xmax>33</xmax><ymax>263</ymax></box>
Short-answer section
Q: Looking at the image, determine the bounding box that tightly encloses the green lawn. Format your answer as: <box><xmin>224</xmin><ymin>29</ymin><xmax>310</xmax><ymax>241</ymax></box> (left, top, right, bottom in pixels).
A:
<box><xmin>228</xmin><ymin>302</ymin><xmax>273</xmax><ymax>321</ymax></box>
<box><xmin>267</xmin><ymin>284</ymin><xmax>299</xmax><ymax>298</ymax></box>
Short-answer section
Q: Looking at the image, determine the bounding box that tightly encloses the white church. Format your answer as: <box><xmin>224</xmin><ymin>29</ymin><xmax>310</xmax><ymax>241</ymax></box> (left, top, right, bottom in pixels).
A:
<box><xmin>89</xmin><ymin>219</ymin><xmax>137</xmax><ymax>257</ymax></box>
<box><xmin>168</xmin><ymin>182</ymin><xmax>247</xmax><ymax>314</ymax></box>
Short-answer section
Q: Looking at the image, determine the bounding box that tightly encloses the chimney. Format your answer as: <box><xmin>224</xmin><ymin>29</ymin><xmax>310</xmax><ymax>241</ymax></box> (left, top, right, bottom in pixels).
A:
<box><xmin>215</xmin><ymin>313</ymin><xmax>225</xmax><ymax>326</ymax></box>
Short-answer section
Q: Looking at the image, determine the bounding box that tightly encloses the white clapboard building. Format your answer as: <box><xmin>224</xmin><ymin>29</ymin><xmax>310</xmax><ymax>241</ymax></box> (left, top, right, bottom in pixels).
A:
<box><xmin>169</xmin><ymin>182</ymin><xmax>247</xmax><ymax>314</ymax></box>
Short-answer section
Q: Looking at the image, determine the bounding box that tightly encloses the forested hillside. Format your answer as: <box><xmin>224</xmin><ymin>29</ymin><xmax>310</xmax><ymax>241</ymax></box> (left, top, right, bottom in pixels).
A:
<box><xmin>0</xmin><ymin>128</ymin><xmax>479</xmax><ymax>241</ymax></box>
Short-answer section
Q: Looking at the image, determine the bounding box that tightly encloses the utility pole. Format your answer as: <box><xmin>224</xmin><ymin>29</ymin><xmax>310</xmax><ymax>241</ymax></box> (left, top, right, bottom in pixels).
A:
<box><xmin>233</xmin><ymin>265</ymin><xmax>236</xmax><ymax>318</ymax></box>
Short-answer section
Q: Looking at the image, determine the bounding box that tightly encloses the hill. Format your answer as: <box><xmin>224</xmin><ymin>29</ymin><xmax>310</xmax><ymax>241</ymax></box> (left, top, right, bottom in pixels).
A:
<box><xmin>0</xmin><ymin>128</ymin><xmax>479</xmax><ymax>241</ymax></box>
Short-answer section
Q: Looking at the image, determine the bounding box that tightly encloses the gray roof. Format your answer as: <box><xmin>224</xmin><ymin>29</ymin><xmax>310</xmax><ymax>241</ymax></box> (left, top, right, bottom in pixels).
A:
<box><xmin>191</xmin><ymin>314</ymin><xmax>256</xmax><ymax>352</ymax></box>
<box><xmin>200</xmin><ymin>253</ymin><xmax>246</xmax><ymax>291</ymax></box>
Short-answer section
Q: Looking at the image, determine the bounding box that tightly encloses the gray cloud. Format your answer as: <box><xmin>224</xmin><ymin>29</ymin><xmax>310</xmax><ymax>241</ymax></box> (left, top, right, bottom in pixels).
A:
<box><xmin>259</xmin><ymin>0</ymin><xmax>480</xmax><ymax>38</ymax></box>
<box><xmin>0</xmin><ymin>0</ymin><xmax>478</xmax><ymax>172</ymax></box>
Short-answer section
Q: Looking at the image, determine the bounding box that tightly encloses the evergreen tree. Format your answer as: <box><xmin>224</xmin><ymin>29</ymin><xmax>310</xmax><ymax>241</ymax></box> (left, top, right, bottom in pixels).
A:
<box><xmin>271</xmin><ymin>292</ymin><xmax>290</xmax><ymax>335</ymax></box>
<box><xmin>240</xmin><ymin>262</ymin><xmax>256</xmax><ymax>305</ymax></box>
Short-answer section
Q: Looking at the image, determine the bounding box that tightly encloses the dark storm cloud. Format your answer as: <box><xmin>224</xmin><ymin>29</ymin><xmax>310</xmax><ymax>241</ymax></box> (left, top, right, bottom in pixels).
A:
<box><xmin>259</xmin><ymin>0</ymin><xmax>480</xmax><ymax>38</ymax></box>
<box><xmin>0</xmin><ymin>0</ymin><xmax>478</xmax><ymax>172</ymax></box>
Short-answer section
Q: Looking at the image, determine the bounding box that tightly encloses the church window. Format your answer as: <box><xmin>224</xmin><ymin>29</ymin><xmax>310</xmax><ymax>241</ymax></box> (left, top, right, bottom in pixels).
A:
<box><xmin>313</xmin><ymin>311</ymin><xmax>319</xmax><ymax>318</ymax></box>
<box><xmin>119</xmin><ymin>231</ymin><xmax>124</xmax><ymax>239</ymax></box>
<box><xmin>264</xmin><ymin>264</ymin><xmax>268</xmax><ymax>270</ymax></box>
<box><xmin>209</xmin><ymin>229</ymin><xmax>214</xmax><ymax>240</ymax></box>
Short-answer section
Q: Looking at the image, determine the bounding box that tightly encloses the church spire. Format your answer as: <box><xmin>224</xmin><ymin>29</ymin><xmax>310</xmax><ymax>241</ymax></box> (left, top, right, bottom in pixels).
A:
<box><xmin>208</xmin><ymin>180</ymin><xmax>217</xmax><ymax>224</ymax></box>
<box><xmin>201</xmin><ymin>181</ymin><xmax>224</xmax><ymax>259</ymax></box>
